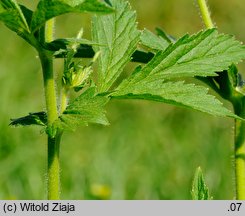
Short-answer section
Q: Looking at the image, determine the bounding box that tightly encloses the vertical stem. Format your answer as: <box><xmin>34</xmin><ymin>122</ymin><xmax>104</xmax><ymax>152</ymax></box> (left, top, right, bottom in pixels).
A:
<box><xmin>39</xmin><ymin>49</ymin><xmax>60</xmax><ymax>200</ymax></box>
<box><xmin>197</xmin><ymin>0</ymin><xmax>214</xmax><ymax>29</ymax></box>
<box><xmin>233</xmin><ymin>98</ymin><xmax>245</xmax><ymax>200</ymax></box>
<box><xmin>39</xmin><ymin>51</ymin><xmax>58</xmax><ymax>124</ymax></box>
<box><xmin>39</xmin><ymin>19</ymin><xmax>60</xmax><ymax>200</ymax></box>
<box><xmin>47</xmin><ymin>136</ymin><xmax>60</xmax><ymax>200</ymax></box>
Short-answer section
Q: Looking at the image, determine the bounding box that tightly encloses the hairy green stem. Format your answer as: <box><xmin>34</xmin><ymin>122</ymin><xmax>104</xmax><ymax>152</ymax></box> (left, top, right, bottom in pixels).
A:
<box><xmin>39</xmin><ymin>51</ymin><xmax>58</xmax><ymax>124</ymax></box>
<box><xmin>39</xmin><ymin>48</ymin><xmax>60</xmax><ymax>199</ymax></box>
<box><xmin>197</xmin><ymin>0</ymin><xmax>214</xmax><ymax>29</ymax></box>
<box><xmin>47</xmin><ymin>136</ymin><xmax>60</xmax><ymax>200</ymax></box>
<box><xmin>233</xmin><ymin>98</ymin><xmax>245</xmax><ymax>200</ymax></box>
<box><xmin>40</xmin><ymin>19</ymin><xmax>60</xmax><ymax>200</ymax></box>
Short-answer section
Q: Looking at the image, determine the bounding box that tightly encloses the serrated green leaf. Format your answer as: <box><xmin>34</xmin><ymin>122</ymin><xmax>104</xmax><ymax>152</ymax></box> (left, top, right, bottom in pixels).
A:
<box><xmin>140</xmin><ymin>29</ymin><xmax>170</xmax><ymax>51</ymax></box>
<box><xmin>191</xmin><ymin>167</ymin><xmax>211</xmax><ymax>200</ymax></box>
<box><xmin>54</xmin><ymin>87</ymin><xmax>109</xmax><ymax>131</ymax></box>
<box><xmin>92</xmin><ymin>0</ymin><xmax>141</xmax><ymax>92</ymax></box>
<box><xmin>132</xmin><ymin>29</ymin><xmax>245</xmax><ymax>80</ymax></box>
<box><xmin>111</xmin><ymin>29</ymin><xmax>245</xmax><ymax>119</ymax></box>
<box><xmin>113</xmin><ymin>79</ymin><xmax>238</xmax><ymax>118</ymax></box>
<box><xmin>0</xmin><ymin>0</ymin><xmax>30</xmax><ymax>35</ymax></box>
<box><xmin>9</xmin><ymin>112</ymin><xmax>47</xmax><ymax>127</ymax></box>
<box><xmin>31</xmin><ymin>0</ymin><xmax>114</xmax><ymax>32</ymax></box>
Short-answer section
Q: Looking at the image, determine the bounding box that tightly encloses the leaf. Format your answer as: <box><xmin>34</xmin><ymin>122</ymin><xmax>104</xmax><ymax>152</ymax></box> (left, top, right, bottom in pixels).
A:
<box><xmin>111</xmin><ymin>29</ymin><xmax>245</xmax><ymax>119</ymax></box>
<box><xmin>19</xmin><ymin>4</ymin><xmax>33</xmax><ymax>27</ymax></box>
<box><xmin>9</xmin><ymin>112</ymin><xmax>47</xmax><ymax>127</ymax></box>
<box><xmin>131</xmin><ymin>29</ymin><xmax>245</xmax><ymax>80</ymax></box>
<box><xmin>191</xmin><ymin>167</ymin><xmax>212</xmax><ymax>200</ymax></box>
<box><xmin>92</xmin><ymin>0</ymin><xmax>141</xmax><ymax>92</ymax></box>
<box><xmin>0</xmin><ymin>0</ymin><xmax>30</xmax><ymax>35</ymax></box>
<box><xmin>31</xmin><ymin>0</ymin><xmax>114</xmax><ymax>32</ymax></box>
<box><xmin>54</xmin><ymin>87</ymin><xmax>109</xmax><ymax>131</ymax></box>
<box><xmin>113</xmin><ymin>79</ymin><xmax>238</xmax><ymax>118</ymax></box>
<box><xmin>140</xmin><ymin>29</ymin><xmax>170</xmax><ymax>51</ymax></box>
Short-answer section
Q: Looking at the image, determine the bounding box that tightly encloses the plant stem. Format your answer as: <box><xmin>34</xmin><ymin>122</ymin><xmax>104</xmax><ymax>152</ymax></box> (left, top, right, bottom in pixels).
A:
<box><xmin>233</xmin><ymin>98</ymin><xmax>245</xmax><ymax>200</ymax></box>
<box><xmin>197</xmin><ymin>0</ymin><xmax>214</xmax><ymax>29</ymax></box>
<box><xmin>39</xmin><ymin>19</ymin><xmax>60</xmax><ymax>199</ymax></box>
<box><xmin>39</xmin><ymin>48</ymin><xmax>60</xmax><ymax>199</ymax></box>
<box><xmin>39</xmin><ymin>50</ymin><xmax>58</xmax><ymax>124</ymax></box>
<box><xmin>47</xmin><ymin>136</ymin><xmax>60</xmax><ymax>200</ymax></box>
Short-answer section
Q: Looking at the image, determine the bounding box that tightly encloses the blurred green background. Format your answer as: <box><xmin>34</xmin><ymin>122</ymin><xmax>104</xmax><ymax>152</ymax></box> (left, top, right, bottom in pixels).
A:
<box><xmin>0</xmin><ymin>0</ymin><xmax>244</xmax><ymax>199</ymax></box>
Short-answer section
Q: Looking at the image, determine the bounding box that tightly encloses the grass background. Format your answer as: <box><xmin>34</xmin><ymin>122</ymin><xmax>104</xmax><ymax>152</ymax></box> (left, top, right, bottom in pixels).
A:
<box><xmin>0</xmin><ymin>0</ymin><xmax>244</xmax><ymax>199</ymax></box>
